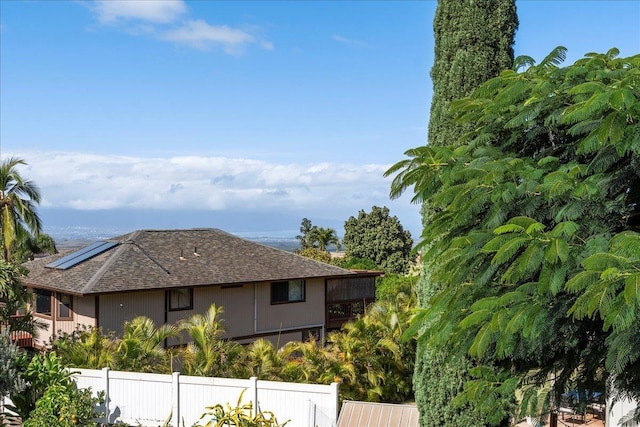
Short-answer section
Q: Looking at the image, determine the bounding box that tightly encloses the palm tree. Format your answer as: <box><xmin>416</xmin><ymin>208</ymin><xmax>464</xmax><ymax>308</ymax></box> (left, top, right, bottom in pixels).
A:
<box><xmin>115</xmin><ymin>316</ymin><xmax>179</xmax><ymax>373</ymax></box>
<box><xmin>0</xmin><ymin>157</ymin><xmax>42</xmax><ymax>262</ymax></box>
<box><xmin>178</xmin><ymin>304</ymin><xmax>244</xmax><ymax>377</ymax></box>
<box><xmin>51</xmin><ymin>326</ymin><xmax>117</xmax><ymax>369</ymax></box>
<box><xmin>12</xmin><ymin>233</ymin><xmax>57</xmax><ymax>263</ymax></box>
<box><xmin>309</xmin><ymin>227</ymin><xmax>340</xmax><ymax>252</ymax></box>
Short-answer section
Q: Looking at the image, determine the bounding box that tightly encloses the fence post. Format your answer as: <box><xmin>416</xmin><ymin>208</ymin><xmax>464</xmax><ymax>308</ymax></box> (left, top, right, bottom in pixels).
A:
<box><xmin>102</xmin><ymin>367</ymin><xmax>110</xmax><ymax>425</ymax></box>
<box><xmin>172</xmin><ymin>372</ymin><xmax>180</xmax><ymax>427</ymax></box>
<box><xmin>308</xmin><ymin>401</ymin><xmax>317</xmax><ymax>427</ymax></box>
<box><xmin>249</xmin><ymin>377</ymin><xmax>258</xmax><ymax>417</ymax></box>
<box><xmin>330</xmin><ymin>382</ymin><xmax>340</xmax><ymax>427</ymax></box>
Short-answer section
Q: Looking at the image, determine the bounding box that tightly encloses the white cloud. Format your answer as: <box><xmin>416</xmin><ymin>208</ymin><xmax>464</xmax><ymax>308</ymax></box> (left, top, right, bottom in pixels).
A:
<box><xmin>93</xmin><ymin>0</ymin><xmax>187</xmax><ymax>24</ymax></box>
<box><xmin>161</xmin><ymin>20</ymin><xmax>258</xmax><ymax>53</ymax></box>
<box><xmin>332</xmin><ymin>34</ymin><xmax>366</xmax><ymax>48</ymax></box>
<box><xmin>15</xmin><ymin>151</ymin><xmax>420</xmax><ymax>235</ymax></box>
<box><xmin>88</xmin><ymin>1</ymin><xmax>272</xmax><ymax>54</ymax></box>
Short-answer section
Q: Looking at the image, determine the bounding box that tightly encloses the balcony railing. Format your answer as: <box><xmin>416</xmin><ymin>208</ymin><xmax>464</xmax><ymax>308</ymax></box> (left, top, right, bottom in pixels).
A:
<box><xmin>1</xmin><ymin>315</ymin><xmax>34</xmax><ymax>348</ymax></box>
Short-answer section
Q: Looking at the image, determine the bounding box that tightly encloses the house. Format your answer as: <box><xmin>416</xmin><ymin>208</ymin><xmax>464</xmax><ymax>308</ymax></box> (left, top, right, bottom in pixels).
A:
<box><xmin>23</xmin><ymin>228</ymin><xmax>379</xmax><ymax>348</ymax></box>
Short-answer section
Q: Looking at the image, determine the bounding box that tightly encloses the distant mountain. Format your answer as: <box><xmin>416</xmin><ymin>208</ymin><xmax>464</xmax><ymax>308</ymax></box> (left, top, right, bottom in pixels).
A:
<box><xmin>39</xmin><ymin>207</ymin><xmax>342</xmax><ymax>252</ymax></box>
<box><xmin>46</xmin><ymin>226</ymin><xmax>301</xmax><ymax>252</ymax></box>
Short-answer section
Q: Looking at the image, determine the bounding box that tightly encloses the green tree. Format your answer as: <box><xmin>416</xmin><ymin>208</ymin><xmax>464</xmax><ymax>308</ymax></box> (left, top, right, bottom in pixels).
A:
<box><xmin>387</xmin><ymin>48</ymin><xmax>640</xmax><ymax>423</ymax></box>
<box><xmin>326</xmin><ymin>288</ymin><xmax>416</xmax><ymax>403</ymax></box>
<box><xmin>0</xmin><ymin>157</ymin><xmax>43</xmax><ymax>262</ymax></box>
<box><xmin>309</xmin><ymin>226</ymin><xmax>340</xmax><ymax>252</ymax></box>
<box><xmin>115</xmin><ymin>316</ymin><xmax>178</xmax><ymax>373</ymax></box>
<box><xmin>295</xmin><ymin>218</ymin><xmax>315</xmax><ymax>250</ymax></box>
<box><xmin>0</xmin><ymin>261</ymin><xmax>39</xmax><ymax>336</ymax></box>
<box><xmin>408</xmin><ymin>1</ymin><xmax>518</xmax><ymax>425</ymax></box>
<box><xmin>178</xmin><ymin>304</ymin><xmax>245</xmax><ymax>378</ymax></box>
<box><xmin>296</xmin><ymin>218</ymin><xmax>340</xmax><ymax>252</ymax></box>
<box><xmin>342</xmin><ymin>206</ymin><xmax>413</xmax><ymax>274</ymax></box>
<box><xmin>12</xmin><ymin>232</ymin><xmax>57</xmax><ymax>263</ymax></box>
<box><xmin>298</xmin><ymin>247</ymin><xmax>332</xmax><ymax>264</ymax></box>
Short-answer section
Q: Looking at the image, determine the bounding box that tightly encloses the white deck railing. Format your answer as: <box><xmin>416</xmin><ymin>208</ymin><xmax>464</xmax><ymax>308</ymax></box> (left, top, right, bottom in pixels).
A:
<box><xmin>72</xmin><ymin>368</ymin><xmax>339</xmax><ymax>427</ymax></box>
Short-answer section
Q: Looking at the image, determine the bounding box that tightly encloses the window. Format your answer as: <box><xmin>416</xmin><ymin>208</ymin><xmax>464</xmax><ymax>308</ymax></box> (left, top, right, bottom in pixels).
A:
<box><xmin>34</xmin><ymin>289</ymin><xmax>52</xmax><ymax>316</ymax></box>
<box><xmin>271</xmin><ymin>280</ymin><xmax>305</xmax><ymax>304</ymax></box>
<box><xmin>167</xmin><ymin>288</ymin><xmax>193</xmax><ymax>311</ymax></box>
<box><xmin>57</xmin><ymin>293</ymin><xmax>73</xmax><ymax>319</ymax></box>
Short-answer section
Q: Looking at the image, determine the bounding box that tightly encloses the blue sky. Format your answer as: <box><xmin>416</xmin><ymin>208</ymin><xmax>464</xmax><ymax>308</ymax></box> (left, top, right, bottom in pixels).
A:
<box><xmin>1</xmin><ymin>1</ymin><xmax>639</xmax><ymax>240</ymax></box>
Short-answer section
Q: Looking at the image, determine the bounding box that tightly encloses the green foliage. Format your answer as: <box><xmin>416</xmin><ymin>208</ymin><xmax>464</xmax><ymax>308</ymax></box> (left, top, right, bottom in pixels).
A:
<box><xmin>342</xmin><ymin>206</ymin><xmax>413</xmax><ymax>274</ymax></box>
<box><xmin>330</xmin><ymin>256</ymin><xmax>380</xmax><ymax>271</ymax></box>
<box><xmin>22</xmin><ymin>383</ymin><xmax>103</xmax><ymax>427</ymax></box>
<box><xmin>388</xmin><ymin>48</ymin><xmax>640</xmax><ymax>422</ymax></box>
<box><xmin>375</xmin><ymin>274</ymin><xmax>418</xmax><ymax>303</ymax></box>
<box><xmin>0</xmin><ymin>156</ymin><xmax>43</xmax><ymax>261</ymax></box>
<box><xmin>0</xmin><ymin>328</ymin><xmax>25</xmax><ymax>398</ymax></box>
<box><xmin>11</xmin><ymin>232</ymin><xmax>57</xmax><ymax>263</ymax></box>
<box><xmin>298</xmin><ymin>247</ymin><xmax>332</xmax><ymax>264</ymax></box>
<box><xmin>413</xmin><ymin>2</ymin><xmax>518</xmax><ymax>422</ymax></box>
<box><xmin>178</xmin><ymin>304</ymin><xmax>246</xmax><ymax>378</ymax></box>
<box><xmin>115</xmin><ymin>316</ymin><xmax>178</xmax><ymax>373</ymax></box>
<box><xmin>429</xmin><ymin>0</ymin><xmax>517</xmax><ymax>149</ymax></box>
<box><xmin>194</xmin><ymin>390</ymin><xmax>288</xmax><ymax>427</ymax></box>
<box><xmin>295</xmin><ymin>218</ymin><xmax>340</xmax><ymax>252</ymax></box>
<box><xmin>327</xmin><ymin>290</ymin><xmax>416</xmax><ymax>402</ymax></box>
<box><xmin>8</xmin><ymin>352</ymin><xmax>75</xmax><ymax>419</ymax></box>
<box><xmin>51</xmin><ymin>326</ymin><xmax>117</xmax><ymax>370</ymax></box>
<box><xmin>0</xmin><ymin>260</ymin><xmax>39</xmax><ymax>335</ymax></box>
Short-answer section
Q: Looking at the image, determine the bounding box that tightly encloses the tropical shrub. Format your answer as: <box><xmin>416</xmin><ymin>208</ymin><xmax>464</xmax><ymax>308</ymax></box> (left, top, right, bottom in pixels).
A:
<box><xmin>0</xmin><ymin>328</ymin><xmax>25</xmax><ymax>399</ymax></box>
<box><xmin>52</xmin><ymin>326</ymin><xmax>117</xmax><ymax>369</ymax></box>
<box><xmin>194</xmin><ymin>390</ymin><xmax>288</xmax><ymax>427</ymax></box>
<box><xmin>8</xmin><ymin>352</ymin><xmax>75</xmax><ymax>419</ymax></box>
<box><xmin>178</xmin><ymin>304</ymin><xmax>246</xmax><ymax>378</ymax></box>
<box><xmin>22</xmin><ymin>383</ymin><xmax>103</xmax><ymax>427</ymax></box>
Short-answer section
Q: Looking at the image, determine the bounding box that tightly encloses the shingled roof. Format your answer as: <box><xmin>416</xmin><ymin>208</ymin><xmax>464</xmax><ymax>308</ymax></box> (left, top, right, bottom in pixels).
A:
<box><xmin>24</xmin><ymin>228</ymin><xmax>355</xmax><ymax>295</ymax></box>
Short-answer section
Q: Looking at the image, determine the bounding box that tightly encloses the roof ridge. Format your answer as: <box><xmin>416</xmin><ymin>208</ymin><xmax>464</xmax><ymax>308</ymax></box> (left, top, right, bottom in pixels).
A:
<box><xmin>79</xmin><ymin>241</ymin><xmax>126</xmax><ymax>294</ymax></box>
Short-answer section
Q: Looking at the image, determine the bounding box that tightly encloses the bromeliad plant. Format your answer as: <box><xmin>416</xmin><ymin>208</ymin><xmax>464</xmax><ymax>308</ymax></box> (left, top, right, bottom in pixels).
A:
<box><xmin>194</xmin><ymin>390</ymin><xmax>288</xmax><ymax>427</ymax></box>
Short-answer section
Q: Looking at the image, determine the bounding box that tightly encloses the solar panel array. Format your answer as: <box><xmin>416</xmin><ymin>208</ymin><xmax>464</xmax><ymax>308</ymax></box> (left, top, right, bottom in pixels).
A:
<box><xmin>45</xmin><ymin>241</ymin><xmax>118</xmax><ymax>270</ymax></box>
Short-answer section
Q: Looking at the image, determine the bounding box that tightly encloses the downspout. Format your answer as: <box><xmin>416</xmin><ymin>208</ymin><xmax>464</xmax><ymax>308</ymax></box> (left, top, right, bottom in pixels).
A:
<box><xmin>254</xmin><ymin>283</ymin><xmax>258</xmax><ymax>334</ymax></box>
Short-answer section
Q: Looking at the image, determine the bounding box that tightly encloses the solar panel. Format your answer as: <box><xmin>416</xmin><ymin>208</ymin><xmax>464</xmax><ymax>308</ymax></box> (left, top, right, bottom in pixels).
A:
<box><xmin>46</xmin><ymin>241</ymin><xmax>118</xmax><ymax>270</ymax></box>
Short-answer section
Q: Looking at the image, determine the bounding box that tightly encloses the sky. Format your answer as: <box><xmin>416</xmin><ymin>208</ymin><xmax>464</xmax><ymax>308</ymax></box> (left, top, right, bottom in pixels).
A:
<box><xmin>0</xmin><ymin>0</ymin><xmax>639</xmax><ymax>241</ymax></box>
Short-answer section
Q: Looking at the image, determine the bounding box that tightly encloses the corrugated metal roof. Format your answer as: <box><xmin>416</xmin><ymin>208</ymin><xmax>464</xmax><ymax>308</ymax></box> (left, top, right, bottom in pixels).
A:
<box><xmin>337</xmin><ymin>401</ymin><xmax>419</xmax><ymax>427</ymax></box>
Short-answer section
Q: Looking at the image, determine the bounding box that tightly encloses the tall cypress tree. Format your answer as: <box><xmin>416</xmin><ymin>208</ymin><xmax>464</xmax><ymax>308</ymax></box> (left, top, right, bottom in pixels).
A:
<box><xmin>414</xmin><ymin>1</ymin><xmax>517</xmax><ymax>426</ymax></box>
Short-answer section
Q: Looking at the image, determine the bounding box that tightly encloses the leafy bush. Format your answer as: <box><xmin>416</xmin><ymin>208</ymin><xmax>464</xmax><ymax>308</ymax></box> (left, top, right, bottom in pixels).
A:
<box><xmin>22</xmin><ymin>383</ymin><xmax>103</xmax><ymax>427</ymax></box>
<box><xmin>8</xmin><ymin>352</ymin><xmax>75</xmax><ymax>419</ymax></box>
<box><xmin>0</xmin><ymin>328</ymin><xmax>25</xmax><ymax>399</ymax></box>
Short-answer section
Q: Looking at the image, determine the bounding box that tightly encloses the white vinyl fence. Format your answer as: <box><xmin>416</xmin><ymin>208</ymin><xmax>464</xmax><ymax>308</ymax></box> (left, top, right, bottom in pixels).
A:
<box><xmin>72</xmin><ymin>368</ymin><xmax>339</xmax><ymax>427</ymax></box>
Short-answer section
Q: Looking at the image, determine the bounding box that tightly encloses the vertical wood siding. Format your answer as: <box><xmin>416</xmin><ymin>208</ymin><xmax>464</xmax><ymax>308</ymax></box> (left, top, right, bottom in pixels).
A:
<box><xmin>255</xmin><ymin>278</ymin><xmax>325</xmax><ymax>332</ymax></box>
<box><xmin>99</xmin><ymin>291</ymin><xmax>164</xmax><ymax>335</ymax></box>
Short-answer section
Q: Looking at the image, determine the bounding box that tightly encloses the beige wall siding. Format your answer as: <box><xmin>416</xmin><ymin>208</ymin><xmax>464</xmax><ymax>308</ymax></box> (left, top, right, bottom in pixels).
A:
<box><xmin>255</xmin><ymin>278</ymin><xmax>325</xmax><ymax>333</ymax></box>
<box><xmin>33</xmin><ymin>317</ymin><xmax>54</xmax><ymax>347</ymax></box>
<box><xmin>55</xmin><ymin>295</ymin><xmax>97</xmax><ymax>336</ymax></box>
<box><xmin>164</xmin><ymin>284</ymin><xmax>254</xmax><ymax>336</ymax></box>
<box><xmin>33</xmin><ymin>279</ymin><xmax>326</xmax><ymax>348</ymax></box>
<box><xmin>194</xmin><ymin>285</ymin><xmax>253</xmax><ymax>338</ymax></box>
<box><xmin>99</xmin><ymin>291</ymin><xmax>164</xmax><ymax>335</ymax></box>
<box><xmin>74</xmin><ymin>295</ymin><xmax>96</xmax><ymax>327</ymax></box>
